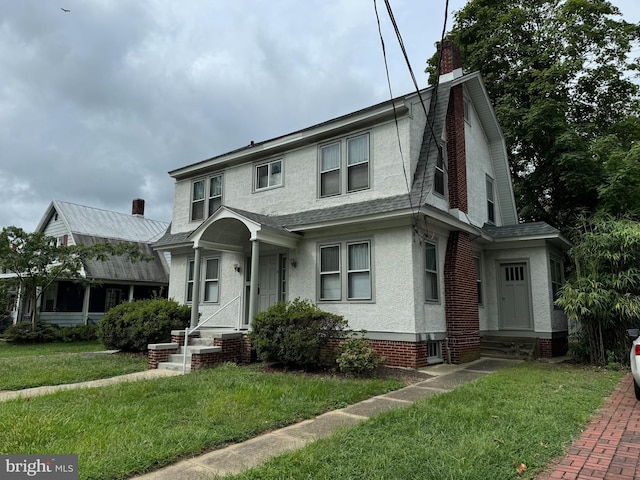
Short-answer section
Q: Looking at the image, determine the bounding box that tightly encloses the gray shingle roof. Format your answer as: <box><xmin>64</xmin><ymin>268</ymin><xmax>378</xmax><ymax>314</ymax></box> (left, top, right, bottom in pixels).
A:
<box><xmin>75</xmin><ymin>234</ymin><xmax>169</xmax><ymax>283</ymax></box>
<box><xmin>482</xmin><ymin>222</ymin><xmax>561</xmax><ymax>239</ymax></box>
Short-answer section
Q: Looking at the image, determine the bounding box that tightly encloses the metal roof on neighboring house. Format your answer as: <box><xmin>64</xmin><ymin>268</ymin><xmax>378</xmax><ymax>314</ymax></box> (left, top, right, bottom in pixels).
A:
<box><xmin>75</xmin><ymin>234</ymin><xmax>169</xmax><ymax>283</ymax></box>
<box><xmin>44</xmin><ymin>200</ymin><xmax>169</xmax><ymax>243</ymax></box>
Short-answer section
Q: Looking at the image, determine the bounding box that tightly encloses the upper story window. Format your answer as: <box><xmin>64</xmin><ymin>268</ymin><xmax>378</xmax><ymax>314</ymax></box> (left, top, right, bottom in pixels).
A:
<box><xmin>319</xmin><ymin>133</ymin><xmax>370</xmax><ymax>198</ymax></box>
<box><xmin>255</xmin><ymin>159</ymin><xmax>283</xmax><ymax>191</ymax></box>
<box><xmin>434</xmin><ymin>144</ymin><xmax>446</xmax><ymax>196</ymax></box>
<box><xmin>486</xmin><ymin>175</ymin><xmax>495</xmax><ymax>224</ymax></box>
<box><xmin>191</xmin><ymin>174</ymin><xmax>223</xmax><ymax>222</ymax></box>
<box><xmin>319</xmin><ymin>240</ymin><xmax>372</xmax><ymax>302</ymax></box>
<box><xmin>425</xmin><ymin>241</ymin><xmax>439</xmax><ymax>302</ymax></box>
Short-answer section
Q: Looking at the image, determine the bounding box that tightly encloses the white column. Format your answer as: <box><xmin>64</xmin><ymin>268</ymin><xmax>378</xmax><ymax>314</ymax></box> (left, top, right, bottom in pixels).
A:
<box><xmin>248</xmin><ymin>240</ymin><xmax>260</xmax><ymax>326</ymax></box>
<box><xmin>82</xmin><ymin>286</ymin><xmax>91</xmax><ymax>325</ymax></box>
<box><xmin>128</xmin><ymin>285</ymin><xmax>135</xmax><ymax>302</ymax></box>
<box><xmin>190</xmin><ymin>246</ymin><xmax>202</xmax><ymax>328</ymax></box>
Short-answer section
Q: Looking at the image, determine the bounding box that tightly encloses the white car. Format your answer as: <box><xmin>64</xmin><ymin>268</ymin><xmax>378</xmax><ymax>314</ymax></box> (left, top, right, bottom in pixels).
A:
<box><xmin>628</xmin><ymin>329</ymin><xmax>640</xmax><ymax>400</ymax></box>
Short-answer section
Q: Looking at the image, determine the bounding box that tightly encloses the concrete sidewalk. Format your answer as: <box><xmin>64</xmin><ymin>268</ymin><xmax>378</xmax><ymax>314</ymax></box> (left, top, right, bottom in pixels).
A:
<box><xmin>131</xmin><ymin>357</ymin><xmax>521</xmax><ymax>480</ymax></box>
<box><xmin>0</xmin><ymin>369</ymin><xmax>181</xmax><ymax>402</ymax></box>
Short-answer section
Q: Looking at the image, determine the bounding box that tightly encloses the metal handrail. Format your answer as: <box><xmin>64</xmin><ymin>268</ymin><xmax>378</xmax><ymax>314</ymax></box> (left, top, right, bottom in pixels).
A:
<box><xmin>182</xmin><ymin>292</ymin><xmax>241</xmax><ymax>373</ymax></box>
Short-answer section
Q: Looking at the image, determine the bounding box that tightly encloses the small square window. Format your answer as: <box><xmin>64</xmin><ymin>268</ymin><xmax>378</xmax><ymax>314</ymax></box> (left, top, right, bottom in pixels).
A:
<box><xmin>256</xmin><ymin>160</ymin><xmax>283</xmax><ymax>190</ymax></box>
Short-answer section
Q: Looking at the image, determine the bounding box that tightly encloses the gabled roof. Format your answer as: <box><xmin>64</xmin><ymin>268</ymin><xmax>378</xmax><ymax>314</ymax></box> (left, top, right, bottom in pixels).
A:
<box><xmin>36</xmin><ymin>201</ymin><xmax>170</xmax><ymax>284</ymax></box>
<box><xmin>37</xmin><ymin>200</ymin><xmax>168</xmax><ymax>243</ymax></box>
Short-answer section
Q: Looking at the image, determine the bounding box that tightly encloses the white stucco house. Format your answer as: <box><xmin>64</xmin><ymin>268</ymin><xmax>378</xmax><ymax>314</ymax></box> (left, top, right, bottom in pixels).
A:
<box><xmin>154</xmin><ymin>41</ymin><xmax>569</xmax><ymax>368</ymax></box>
<box><xmin>9</xmin><ymin>199</ymin><xmax>170</xmax><ymax>327</ymax></box>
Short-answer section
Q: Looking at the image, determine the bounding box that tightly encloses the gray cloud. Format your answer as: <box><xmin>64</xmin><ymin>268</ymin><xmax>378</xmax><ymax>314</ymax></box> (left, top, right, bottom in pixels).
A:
<box><xmin>1</xmin><ymin>0</ymin><xmax>638</xmax><ymax>230</ymax></box>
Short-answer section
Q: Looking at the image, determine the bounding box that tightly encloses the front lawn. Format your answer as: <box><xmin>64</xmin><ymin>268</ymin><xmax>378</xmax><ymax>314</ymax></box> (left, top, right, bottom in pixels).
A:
<box><xmin>0</xmin><ymin>363</ymin><xmax>402</xmax><ymax>480</ymax></box>
<box><xmin>225</xmin><ymin>363</ymin><xmax>624</xmax><ymax>480</ymax></box>
<box><xmin>0</xmin><ymin>341</ymin><xmax>148</xmax><ymax>390</ymax></box>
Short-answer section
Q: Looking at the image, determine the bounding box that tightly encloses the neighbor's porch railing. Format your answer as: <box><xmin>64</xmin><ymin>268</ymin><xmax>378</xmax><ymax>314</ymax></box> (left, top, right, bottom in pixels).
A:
<box><xmin>182</xmin><ymin>292</ymin><xmax>242</xmax><ymax>373</ymax></box>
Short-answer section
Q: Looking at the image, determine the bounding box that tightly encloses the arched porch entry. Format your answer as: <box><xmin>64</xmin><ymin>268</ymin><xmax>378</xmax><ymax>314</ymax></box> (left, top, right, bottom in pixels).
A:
<box><xmin>187</xmin><ymin>207</ymin><xmax>300</xmax><ymax>329</ymax></box>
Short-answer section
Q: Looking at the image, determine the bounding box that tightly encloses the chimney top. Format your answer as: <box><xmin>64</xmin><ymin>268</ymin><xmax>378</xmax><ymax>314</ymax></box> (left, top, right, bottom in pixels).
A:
<box><xmin>437</xmin><ymin>40</ymin><xmax>463</xmax><ymax>77</ymax></box>
<box><xmin>132</xmin><ymin>198</ymin><xmax>145</xmax><ymax>217</ymax></box>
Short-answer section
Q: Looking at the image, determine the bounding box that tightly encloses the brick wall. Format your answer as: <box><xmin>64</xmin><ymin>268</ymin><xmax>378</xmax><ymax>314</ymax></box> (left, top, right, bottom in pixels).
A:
<box><xmin>148</xmin><ymin>346</ymin><xmax>178</xmax><ymax>369</ymax></box>
<box><xmin>444</xmin><ymin>231</ymin><xmax>480</xmax><ymax>363</ymax></box>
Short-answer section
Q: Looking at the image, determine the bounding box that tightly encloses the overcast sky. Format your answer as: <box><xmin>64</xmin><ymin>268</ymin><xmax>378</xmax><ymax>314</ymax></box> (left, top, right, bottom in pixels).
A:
<box><xmin>2</xmin><ymin>1</ymin><xmax>639</xmax><ymax>231</ymax></box>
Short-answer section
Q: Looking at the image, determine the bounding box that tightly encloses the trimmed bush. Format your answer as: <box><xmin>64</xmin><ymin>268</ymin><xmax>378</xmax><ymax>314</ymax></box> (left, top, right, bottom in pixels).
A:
<box><xmin>336</xmin><ymin>330</ymin><xmax>383</xmax><ymax>376</ymax></box>
<box><xmin>249</xmin><ymin>298</ymin><xmax>348</xmax><ymax>370</ymax></box>
<box><xmin>3</xmin><ymin>322</ymin><xmax>61</xmax><ymax>343</ymax></box>
<box><xmin>97</xmin><ymin>299</ymin><xmax>190</xmax><ymax>352</ymax></box>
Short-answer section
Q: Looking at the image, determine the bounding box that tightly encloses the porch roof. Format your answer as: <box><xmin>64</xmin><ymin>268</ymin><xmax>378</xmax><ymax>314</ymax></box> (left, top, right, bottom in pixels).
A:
<box><xmin>482</xmin><ymin>222</ymin><xmax>571</xmax><ymax>249</ymax></box>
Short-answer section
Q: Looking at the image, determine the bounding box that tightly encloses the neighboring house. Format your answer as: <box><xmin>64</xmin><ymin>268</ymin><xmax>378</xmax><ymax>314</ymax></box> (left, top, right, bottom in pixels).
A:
<box><xmin>11</xmin><ymin>199</ymin><xmax>170</xmax><ymax>326</ymax></box>
<box><xmin>154</xmin><ymin>41</ymin><xmax>570</xmax><ymax>368</ymax></box>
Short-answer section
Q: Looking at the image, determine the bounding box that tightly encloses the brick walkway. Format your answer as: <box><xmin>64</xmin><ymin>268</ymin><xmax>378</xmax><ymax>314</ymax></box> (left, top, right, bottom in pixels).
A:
<box><xmin>537</xmin><ymin>373</ymin><xmax>640</xmax><ymax>480</ymax></box>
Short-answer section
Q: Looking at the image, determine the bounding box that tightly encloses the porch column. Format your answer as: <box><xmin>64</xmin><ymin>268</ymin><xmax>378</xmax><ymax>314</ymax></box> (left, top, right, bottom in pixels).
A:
<box><xmin>82</xmin><ymin>286</ymin><xmax>91</xmax><ymax>325</ymax></box>
<box><xmin>190</xmin><ymin>246</ymin><xmax>202</xmax><ymax>329</ymax></box>
<box><xmin>248</xmin><ymin>239</ymin><xmax>260</xmax><ymax>326</ymax></box>
<box><xmin>128</xmin><ymin>285</ymin><xmax>135</xmax><ymax>302</ymax></box>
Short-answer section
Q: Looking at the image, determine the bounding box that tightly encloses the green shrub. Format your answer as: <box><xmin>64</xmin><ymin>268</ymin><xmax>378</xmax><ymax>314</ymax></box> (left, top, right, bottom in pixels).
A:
<box><xmin>3</xmin><ymin>322</ymin><xmax>61</xmax><ymax>343</ymax></box>
<box><xmin>249</xmin><ymin>298</ymin><xmax>348</xmax><ymax>370</ymax></box>
<box><xmin>97</xmin><ymin>299</ymin><xmax>191</xmax><ymax>352</ymax></box>
<box><xmin>58</xmin><ymin>324</ymin><xmax>98</xmax><ymax>342</ymax></box>
<box><xmin>336</xmin><ymin>330</ymin><xmax>383</xmax><ymax>376</ymax></box>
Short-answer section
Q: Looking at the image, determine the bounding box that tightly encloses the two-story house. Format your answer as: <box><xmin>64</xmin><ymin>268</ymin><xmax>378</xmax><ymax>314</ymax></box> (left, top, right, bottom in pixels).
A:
<box><xmin>155</xmin><ymin>41</ymin><xmax>570</xmax><ymax>368</ymax></box>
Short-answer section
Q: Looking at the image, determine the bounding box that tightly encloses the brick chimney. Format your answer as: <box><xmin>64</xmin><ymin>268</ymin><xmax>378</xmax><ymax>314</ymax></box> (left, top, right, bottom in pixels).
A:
<box><xmin>132</xmin><ymin>198</ymin><xmax>145</xmax><ymax>217</ymax></box>
<box><xmin>437</xmin><ymin>39</ymin><xmax>462</xmax><ymax>76</ymax></box>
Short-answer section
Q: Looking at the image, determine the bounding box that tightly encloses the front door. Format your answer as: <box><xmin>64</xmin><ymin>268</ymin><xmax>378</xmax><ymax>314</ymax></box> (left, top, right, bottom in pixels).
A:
<box><xmin>499</xmin><ymin>263</ymin><xmax>533</xmax><ymax>330</ymax></box>
<box><xmin>243</xmin><ymin>254</ymin><xmax>280</xmax><ymax>327</ymax></box>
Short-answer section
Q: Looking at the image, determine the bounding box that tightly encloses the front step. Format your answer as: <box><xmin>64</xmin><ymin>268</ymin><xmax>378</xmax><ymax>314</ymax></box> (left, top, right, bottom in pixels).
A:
<box><xmin>480</xmin><ymin>336</ymin><xmax>539</xmax><ymax>360</ymax></box>
<box><xmin>157</xmin><ymin>345</ymin><xmax>222</xmax><ymax>373</ymax></box>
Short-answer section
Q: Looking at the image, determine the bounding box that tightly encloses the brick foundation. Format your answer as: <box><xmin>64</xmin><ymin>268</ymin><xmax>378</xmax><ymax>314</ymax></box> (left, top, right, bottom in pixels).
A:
<box><xmin>369</xmin><ymin>339</ymin><xmax>429</xmax><ymax>369</ymax></box>
<box><xmin>539</xmin><ymin>337</ymin><xmax>568</xmax><ymax>358</ymax></box>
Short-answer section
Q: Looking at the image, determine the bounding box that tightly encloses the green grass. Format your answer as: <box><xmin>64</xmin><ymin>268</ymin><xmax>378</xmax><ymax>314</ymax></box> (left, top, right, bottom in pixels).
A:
<box><xmin>0</xmin><ymin>341</ymin><xmax>148</xmax><ymax>390</ymax></box>
<box><xmin>223</xmin><ymin>363</ymin><xmax>624</xmax><ymax>480</ymax></box>
<box><xmin>0</xmin><ymin>340</ymin><xmax>104</xmax><ymax>357</ymax></box>
<box><xmin>0</xmin><ymin>362</ymin><xmax>402</xmax><ymax>480</ymax></box>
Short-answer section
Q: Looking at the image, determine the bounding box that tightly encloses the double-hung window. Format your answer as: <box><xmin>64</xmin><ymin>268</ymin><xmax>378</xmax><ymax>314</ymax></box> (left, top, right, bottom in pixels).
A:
<box><xmin>204</xmin><ymin>258</ymin><xmax>219</xmax><ymax>303</ymax></box>
<box><xmin>474</xmin><ymin>256</ymin><xmax>483</xmax><ymax>306</ymax></box>
<box><xmin>486</xmin><ymin>176</ymin><xmax>495</xmax><ymax>224</ymax></box>
<box><xmin>186</xmin><ymin>257</ymin><xmax>221</xmax><ymax>304</ymax></box>
<box><xmin>255</xmin><ymin>159</ymin><xmax>283</xmax><ymax>190</ymax></box>
<box><xmin>550</xmin><ymin>257</ymin><xmax>564</xmax><ymax>302</ymax></box>
<box><xmin>319</xmin><ymin>241</ymin><xmax>372</xmax><ymax>301</ymax></box>
<box><xmin>434</xmin><ymin>143</ymin><xmax>446</xmax><ymax>196</ymax></box>
<box><xmin>425</xmin><ymin>241</ymin><xmax>439</xmax><ymax>302</ymax></box>
<box><xmin>186</xmin><ymin>259</ymin><xmax>195</xmax><ymax>302</ymax></box>
<box><xmin>319</xmin><ymin>133</ymin><xmax>370</xmax><ymax>197</ymax></box>
<box><xmin>191</xmin><ymin>174</ymin><xmax>223</xmax><ymax>222</ymax></box>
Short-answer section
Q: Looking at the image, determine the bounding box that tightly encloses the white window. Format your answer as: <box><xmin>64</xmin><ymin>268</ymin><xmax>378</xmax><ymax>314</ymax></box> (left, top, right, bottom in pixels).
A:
<box><xmin>320</xmin><ymin>245</ymin><xmax>341</xmax><ymax>300</ymax></box>
<box><xmin>474</xmin><ymin>256</ymin><xmax>483</xmax><ymax>306</ymax></box>
<box><xmin>255</xmin><ymin>159</ymin><xmax>283</xmax><ymax>190</ymax></box>
<box><xmin>434</xmin><ymin>144</ymin><xmax>446</xmax><ymax>196</ymax></box>
<box><xmin>319</xmin><ymin>133</ymin><xmax>370</xmax><ymax>198</ymax></box>
<box><xmin>320</xmin><ymin>143</ymin><xmax>341</xmax><ymax>197</ymax></box>
<box><xmin>550</xmin><ymin>257</ymin><xmax>564</xmax><ymax>302</ymax></box>
<box><xmin>486</xmin><ymin>176</ymin><xmax>495</xmax><ymax>224</ymax></box>
<box><xmin>186</xmin><ymin>259</ymin><xmax>195</xmax><ymax>302</ymax></box>
<box><xmin>191</xmin><ymin>174</ymin><xmax>223</xmax><ymax>222</ymax></box>
<box><xmin>319</xmin><ymin>241</ymin><xmax>372</xmax><ymax>301</ymax></box>
<box><xmin>425</xmin><ymin>241</ymin><xmax>438</xmax><ymax>302</ymax></box>
<box><xmin>204</xmin><ymin>258</ymin><xmax>219</xmax><ymax>303</ymax></box>
<box><xmin>186</xmin><ymin>257</ymin><xmax>221</xmax><ymax>304</ymax></box>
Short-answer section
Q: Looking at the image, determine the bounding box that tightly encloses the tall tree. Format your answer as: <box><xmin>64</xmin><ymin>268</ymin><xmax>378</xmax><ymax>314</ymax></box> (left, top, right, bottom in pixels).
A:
<box><xmin>428</xmin><ymin>0</ymin><xmax>640</xmax><ymax>227</ymax></box>
<box><xmin>0</xmin><ymin>226</ymin><xmax>147</xmax><ymax>327</ymax></box>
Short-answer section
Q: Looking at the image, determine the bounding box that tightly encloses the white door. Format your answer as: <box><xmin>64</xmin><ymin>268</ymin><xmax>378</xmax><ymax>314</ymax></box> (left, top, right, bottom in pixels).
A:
<box><xmin>499</xmin><ymin>263</ymin><xmax>533</xmax><ymax>330</ymax></box>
